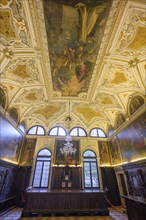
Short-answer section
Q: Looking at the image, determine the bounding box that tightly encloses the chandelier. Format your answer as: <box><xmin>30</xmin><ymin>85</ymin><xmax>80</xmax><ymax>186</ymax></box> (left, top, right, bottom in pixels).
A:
<box><xmin>60</xmin><ymin>103</ymin><xmax>77</xmax><ymax>157</ymax></box>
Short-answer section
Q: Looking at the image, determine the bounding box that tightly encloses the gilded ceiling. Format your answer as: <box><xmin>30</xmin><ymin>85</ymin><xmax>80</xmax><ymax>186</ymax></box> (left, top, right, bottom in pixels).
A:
<box><xmin>0</xmin><ymin>0</ymin><xmax>145</xmax><ymax>134</ymax></box>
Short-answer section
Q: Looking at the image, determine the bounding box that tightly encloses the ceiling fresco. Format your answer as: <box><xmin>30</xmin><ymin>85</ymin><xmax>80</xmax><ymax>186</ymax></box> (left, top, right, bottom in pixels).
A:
<box><xmin>43</xmin><ymin>0</ymin><xmax>112</xmax><ymax>96</ymax></box>
<box><xmin>0</xmin><ymin>0</ymin><xmax>145</xmax><ymax>134</ymax></box>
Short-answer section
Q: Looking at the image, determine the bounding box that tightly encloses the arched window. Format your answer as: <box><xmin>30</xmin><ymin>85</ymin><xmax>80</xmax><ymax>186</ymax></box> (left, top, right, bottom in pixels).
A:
<box><xmin>32</xmin><ymin>149</ymin><xmax>52</xmax><ymax>188</ymax></box>
<box><xmin>90</xmin><ymin>128</ymin><xmax>106</xmax><ymax>138</ymax></box>
<box><xmin>83</xmin><ymin>150</ymin><xmax>99</xmax><ymax>189</ymax></box>
<box><xmin>27</xmin><ymin>125</ymin><xmax>45</xmax><ymax>135</ymax></box>
<box><xmin>70</xmin><ymin>127</ymin><xmax>86</xmax><ymax>137</ymax></box>
<box><xmin>48</xmin><ymin>126</ymin><xmax>66</xmax><ymax>136</ymax></box>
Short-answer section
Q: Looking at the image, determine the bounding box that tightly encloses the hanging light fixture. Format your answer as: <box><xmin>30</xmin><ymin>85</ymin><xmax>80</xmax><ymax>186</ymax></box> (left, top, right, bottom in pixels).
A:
<box><xmin>60</xmin><ymin>101</ymin><xmax>77</xmax><ymax>157</ymax></box>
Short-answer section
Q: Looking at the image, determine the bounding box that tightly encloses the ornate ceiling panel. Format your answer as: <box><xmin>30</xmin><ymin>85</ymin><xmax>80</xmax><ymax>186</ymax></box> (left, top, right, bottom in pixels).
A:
<box><xmin>2</xmin><ymin>58</ymin><xmax>41</xmax><ymax>84</ymax></box>
<box><xmin>0</xmin><ymin>0</ymin><xmax>145</xmax><ymax>133</ymax></box>
<box><xmin>42</xmin><ymin>0</ymin><xmax>112</xmax><ymax>97</ymax></box>
<box><xmin>0</xmin><ymin>0</ymin><xmax>31</xmax><ymax>47</ymax></box>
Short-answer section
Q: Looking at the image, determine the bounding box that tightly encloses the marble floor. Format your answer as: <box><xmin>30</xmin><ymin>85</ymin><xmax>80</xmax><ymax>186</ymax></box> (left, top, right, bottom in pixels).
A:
<box><xmin>0</xmin><ymin>207</ymin><xmax>128</xmax><ymax>220</ymax></box>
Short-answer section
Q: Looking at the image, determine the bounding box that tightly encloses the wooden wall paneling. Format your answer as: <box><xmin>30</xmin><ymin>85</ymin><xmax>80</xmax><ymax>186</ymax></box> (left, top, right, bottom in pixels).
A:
<box><xmin>67</xmin><ymin>193</ymin><xmax>79</xmax><ymax>210</ymax></box>
<box><xmin>80</xmin><ymin>194</ymin><xmax>90</xmax><ymax>209</ymax></box>
<box><xmin>122</xmin><ymin>196</ymin><xmax>146</xmax><ymax>220</ymax></box>
<box><xmin>71</xmin><ymin>167</ymin><xmax>82</xmax><ymax>189</ymax></box>
<box><xmin>0</xmin><ymin>160</ymin><xmax>18</xmax><ymax>214</ymax></box>
<box><xmin>51</xmin><ymin>166</ymin><xmax>82</xmax><ymax>190</ymax></box>
<box><xmin>57</xmin><ymin>194</ymin><xmax>66</xmax><ymax>210</ymax></box>
<box><xmin>100</xmin><ymin>167</ymin><xmax>121</xmax><ymax>206</ymax></box>
<box><xmin>42</xmin><ymin>194</ymin><xmax>53</xmax><ymax>210</ymax></box>
<box><xmin>14</xmin><ymin>166</ymin><xmax>32</xmax><ymax>207</ymax></box>
<box><xmin>21</xmin><ymin>190</ymin><xmax>109</xmax><ymax>217</ymax></box>
<box><xmin>122</xmin><ymin>160</ymin><xmax>146</xmax><ymax>198</ymax></box>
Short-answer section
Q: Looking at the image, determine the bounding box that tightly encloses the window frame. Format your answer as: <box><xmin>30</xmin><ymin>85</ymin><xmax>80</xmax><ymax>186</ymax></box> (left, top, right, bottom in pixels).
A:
<box><xmin>89</xmin><ymin>128</ymin><xmax>106</xmax><ymax>138</ymax></box>
<box><xmin>70</xmin><ymin>127</ymin><xmax>87</xmax><ymax>137</ymax></box>
<box><xmin>83</xmin><ymin>150</ymin><xmax>100</xmax><ymax>189</ymax></box>
<box><xmin>48</xmin><ymin>126</ymin><xmax>66</xmax><ymax>136</ymax></box>
<box><xmin>27</xmin><ymin>125</ymin><xmax>45</xmax><ymax>136</ymax></box>
<box><xmin>32</xmin><ymin>148</ymin><xmax>52</xmax><ymax>188</ymax></box>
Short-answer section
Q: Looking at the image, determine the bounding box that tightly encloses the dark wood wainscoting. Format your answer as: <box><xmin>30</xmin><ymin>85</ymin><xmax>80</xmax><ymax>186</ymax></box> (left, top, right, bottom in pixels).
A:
<box><xmin>51</xmin><ymin>166</ymin><xmax>82</xmax><ymax>190</ymax></box>
<box><xmin>0</xmin><ymin>160</ymin><xmax>32</xmax><ymax>215</ymax></box>
<box><xmin>0</xmin><ymin>160</ymin><xmax>18</xmax><ymax>215</ymax></box>
<box><xmin>122</xmin><ymin>160</ymin><xmax>146</xmax><ymax>198</ymax></box>
<box><xmin>15</xmin><ymin>165</ymin><xmax>32</xmax><ymax>207</ymax></box>
<box><xmin>100</xmin><ymin>167</ymin><xmax>121</xmax><ymax>206</ymax></box>
<box><xmin>22</xmin><ymin>189</ymin><xmax>109</xmax><ymax>217</ymax></box>
<box><xmin>122</xmin><ymin>195</ymin><xmax>146</xmax><ymax>220</ymax></box>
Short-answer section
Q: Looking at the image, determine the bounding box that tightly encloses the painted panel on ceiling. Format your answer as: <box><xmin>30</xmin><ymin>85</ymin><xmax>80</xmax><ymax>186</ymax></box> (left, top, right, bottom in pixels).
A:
<box><xmin>43</xmin><ymin>0</ymin><xmax>112</xmax><ymax>96</ymax></box>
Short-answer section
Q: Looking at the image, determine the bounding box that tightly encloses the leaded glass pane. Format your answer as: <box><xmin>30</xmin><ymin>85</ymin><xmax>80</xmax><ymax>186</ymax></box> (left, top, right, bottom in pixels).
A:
<box><xmin>79</xmin><ymin>128</ymin><xmax>86</xmax><ymax>136</ymax></box>
<box><xmin>33</xmin><ymin>161</ymin><xmax>43</xmax><ymax>187</ymax></box>
<box><xmin>83</xmin><ymin>150</ymin><xmax>95</xmax><ymax>157</ymax></box>
<box><xmin>38</xmin><ymin>149</ymin><xmax>51</xmax><ymax>156</ymax></box>
<box><xmin>90</xmin><ymin>129</ymin><xmax>97</xmax><ymax>137</ymax></box>
<box><xmin>83</xmin><ymin>150</ymin><xmax>99</xmax><ymax>189</ymax></box>
<box><xmin>70</xmin><ymin>128</ymin><xmax>77</xmax><ymax>136</ymax></box>
<box><xmin>41</xmin><ymin>161</ymin><xmax>50</xmax><ymax>187</ymax></box>
<box><xmin>58</xmin><ymin>127</ymin><xmax>66</xmax><ymax>136</ymax></box>
<box><xmin>37</xmin><ymin>126</ymin><xmax>45</xmax><ymax>135</ymax></box>
<box><xmin>98</xmin><ymin>129</ymin><xmax>106</xmax><ymax>137</ymax></box>
<box><xmin>91</xmin><ymin>162</ymin><xmax>99</xmax><ymax>187</ymax></box>
<box><xmin>84</xmin><ymin>162</ymin><xmax>91</xmax><ymax>187</ymax></box>
<box><xmin>33</xmin><ymin>148</ymin><xmax>51</xmax><ymax>188</ymax></box>
<box><xmin>28</xmin><ymin>126</ymin><xmax>37</xmax><ymax>135</ymax></box>
<box><xmin>49</xmin><ymin>127</ymin><xmax>57</xmax><ymax>135</ymax></box>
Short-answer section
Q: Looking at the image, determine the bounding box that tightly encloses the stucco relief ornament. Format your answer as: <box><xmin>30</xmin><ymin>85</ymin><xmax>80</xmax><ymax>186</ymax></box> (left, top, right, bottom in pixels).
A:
<box><xmin>114</xmin><ymin>10</ymin><xmax>145</xmax><ymax>56</ymax></box>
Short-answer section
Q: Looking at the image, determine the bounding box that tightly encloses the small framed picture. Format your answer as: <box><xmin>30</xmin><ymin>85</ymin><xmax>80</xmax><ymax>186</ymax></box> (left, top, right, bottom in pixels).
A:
<box><xmin>68</xmin><ymin>182</ymin><xmax>72</xmax><ymax>188</ymax></box>
<box><xmin>62</xmin><ymin>182</ymin><xmax>66</xmax><ymax>188</ymax></box>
